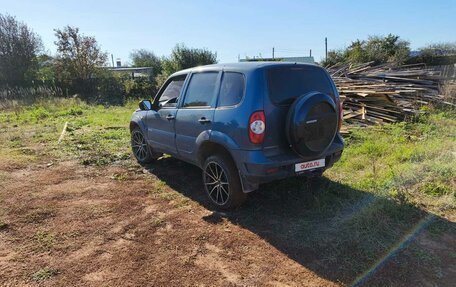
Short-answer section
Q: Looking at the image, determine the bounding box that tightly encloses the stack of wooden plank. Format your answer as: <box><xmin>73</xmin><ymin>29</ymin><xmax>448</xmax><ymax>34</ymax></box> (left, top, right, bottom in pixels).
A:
<box><xmin>327</xmin><ymin>62</ymin><xmax>452</xmax><ymax>127</ymax></box>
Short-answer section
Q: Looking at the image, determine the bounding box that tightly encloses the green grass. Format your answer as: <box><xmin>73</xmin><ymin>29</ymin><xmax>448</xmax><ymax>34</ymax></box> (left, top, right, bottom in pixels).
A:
<box><xmin>0</xmin><ymin>98</ymin><xmax>137</xmax><ymax>167</ymax></box>
<box><xmin>326</xmin><ymin>111</ymin><xmax>456</xmax><ymax>214</ymax></box>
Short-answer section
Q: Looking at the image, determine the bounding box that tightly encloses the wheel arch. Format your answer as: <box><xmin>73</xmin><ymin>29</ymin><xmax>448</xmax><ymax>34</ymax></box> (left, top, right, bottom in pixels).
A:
<box><xmin>197</xmin><ymin>136</ymin><xmax>253</xmax><ymax>195</ymax></box>
<box><xmin>129</xmin><ymin>118</ymin><xmax>147</xmax><ymax>134</ymax></box>
<box><xmin>130</xmin><ymin>121</ymin><xmax>140</xmax><ymax>132</ymax></box>
<box><xmin>197</xmin><ymin>141</ymin><xmax>237</xmax><ymax>169</ymax></box>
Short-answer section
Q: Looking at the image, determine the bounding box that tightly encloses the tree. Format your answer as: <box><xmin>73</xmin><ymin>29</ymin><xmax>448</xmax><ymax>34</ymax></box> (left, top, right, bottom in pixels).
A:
<box><xmin>35</xmin><ymin>54</ymin><xmax>56</xmax><ymax>82</ymax></box>
<box><xmin>419</xmin><ymin>42</ymin><xmax>456</xmax><ymax>56</ymax></box>
<box><xmin>408</xmin><ymin>42</ymin><xmax>456</xmax><ymax>65</ymax></box>
<box><xmin>346</xmin><ymin>40</ymin><xmax>368</xmax><ymax>63</ymax></box>
<box><xmin>321</xmin><ymin>34</ymin><xmax>410</xmax><ymax>66</ymax></box>
<box><xmin>321</xmin><ymin>50</ymin><xmax>346</xmax><ymax>67</ymax></box>
<box><xmin>0</xmin><ymin>13</ymin><xmax>42</xmax><ymax>86</ymax></box>
<box><xmin>364</xmin><ymin>34</ymin><xmax>410</xmax><ymax>64</ymax></box>
<box><xmin>161</xmin><ymin>43</ymin><xmax>217</xmax><ymax>77</ymax></box>
<box><xmin>54</xmin><ymin>26</ymin><xmax>107</xmax><ymax>83</ymax></box>
<box><xmin>130</xmin><ymin>49</ymin><xmax>162</xmax><ymax>75</ymax></box>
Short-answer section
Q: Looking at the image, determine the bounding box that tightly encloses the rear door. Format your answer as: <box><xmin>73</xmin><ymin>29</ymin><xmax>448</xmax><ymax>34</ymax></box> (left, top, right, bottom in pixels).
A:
<box><xmin>175</xmin><ymin>72</ymin><xmax>220</xmax><ymax>161</ymax></box>
<box><xmin>145</xmin><ymin>74</ymin><xmax>187</xmax><ymax>154</ymax></box>
<box><xmin>264</xmin><ymin>65</ymin><xmax>337</xmax><ymax>154</ymax></box>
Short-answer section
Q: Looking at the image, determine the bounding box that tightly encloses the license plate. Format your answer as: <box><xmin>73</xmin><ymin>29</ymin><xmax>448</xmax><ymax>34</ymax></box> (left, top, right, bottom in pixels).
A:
<box><xmin>295</xmin><ymin>159</ymin><xmax>325</xmax><ymax>172</ymax></box>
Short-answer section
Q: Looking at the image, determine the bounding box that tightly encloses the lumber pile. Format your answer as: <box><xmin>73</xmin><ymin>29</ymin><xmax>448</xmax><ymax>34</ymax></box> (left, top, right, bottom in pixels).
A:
<box><xmin>327</xmin><ymin>62</ymin><xmax>453</xmax><ymax>127</ymax></box>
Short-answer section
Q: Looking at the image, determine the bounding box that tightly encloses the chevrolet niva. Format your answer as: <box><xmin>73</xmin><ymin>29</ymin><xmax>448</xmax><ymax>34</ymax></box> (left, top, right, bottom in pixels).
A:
<box><xmin>130</xmin><ymin>62</ymin><xmax>344</xmax><ymax>209</ymax></box>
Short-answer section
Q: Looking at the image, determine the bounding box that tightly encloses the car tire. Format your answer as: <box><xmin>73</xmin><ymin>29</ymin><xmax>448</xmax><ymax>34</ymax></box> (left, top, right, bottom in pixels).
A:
<box><xmin>131</xmin><ymin>127</ymin><xmax>160</xmax><ymax>164</ymax></box>
<box><xmin>202</xmin><ymin>154</ymin><xmax>246</xmax><ymax>210</ymax></box>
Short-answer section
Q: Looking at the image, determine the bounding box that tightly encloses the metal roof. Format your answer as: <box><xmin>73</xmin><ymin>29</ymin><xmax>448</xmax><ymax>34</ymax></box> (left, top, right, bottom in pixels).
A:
<box><xmin>172</xmin><ymin>61</ymin><xmax>319</xmax><ymax>77</ymax></box>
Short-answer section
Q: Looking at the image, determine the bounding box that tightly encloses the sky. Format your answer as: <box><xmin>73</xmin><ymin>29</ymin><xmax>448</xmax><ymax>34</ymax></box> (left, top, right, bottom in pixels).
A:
<box><xmin>1</xmin><ymin>0</ymin><xmax>455</xmax><ymax>65</ymax></box>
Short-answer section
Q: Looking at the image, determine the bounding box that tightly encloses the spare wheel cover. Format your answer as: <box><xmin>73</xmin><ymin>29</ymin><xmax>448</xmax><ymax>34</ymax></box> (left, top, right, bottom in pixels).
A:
<box><xmin>286</xmin><ymin>91</ymin><xmax>337</xmax><ymax>157</ymax></box>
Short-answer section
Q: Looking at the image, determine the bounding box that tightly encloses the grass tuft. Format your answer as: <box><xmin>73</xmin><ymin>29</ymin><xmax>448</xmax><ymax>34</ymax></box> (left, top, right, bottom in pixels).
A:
<box><xmin>0</xmin><ymin>221</ymin><xmax>8</xmax><ymax>230</ymax></box>
<box><xmin>421</xmin><ymin>181</ymin><xmax>452</xmax><ymax>197</ymax></box>
<box><xmin>35</xmin><ymin>231</ymin><xmax>56</xmax><ymax>251</ymax></box>
<box><xmin>32</xmin><ymin>267</ymin><xmax>58</xmax><ymax>281</ymax></box>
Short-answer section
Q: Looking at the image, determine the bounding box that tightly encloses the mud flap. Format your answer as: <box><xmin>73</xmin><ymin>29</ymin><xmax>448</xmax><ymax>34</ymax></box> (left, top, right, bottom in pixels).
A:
<box><xmin>239</xmin><ymin>171</ymin><xmax>258</xmax><ymax>193</ymax></box>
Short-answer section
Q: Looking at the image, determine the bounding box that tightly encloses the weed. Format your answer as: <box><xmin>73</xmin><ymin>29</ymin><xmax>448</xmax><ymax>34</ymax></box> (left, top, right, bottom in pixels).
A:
<box><xmin>152</xmin><ymin>217</ymin><xmax>164</xmax><ymax>227</ymax></box>
<box><xmin>30</xmin><ymin>107</ymin><xmax>51</xmax><ymax>121</ymax></box>
<box><xmin>111</xmin><ymin>172</ymin><xmax>130</xmax><ymax>181</ymax></box>
<box><xmin>35</xmin><ymin>231</ymin><xmax>56</xmax><ymax>251</ymax></box>
<box><xmin>421</xmin><ymin>181</ymin><xmax>451</xmax><ymax>197</ymax></box>
<box><xmin>32</xmin><ymin>267</ymin><xmax>58</xmax><ymax>281</ymax></box>
<box><xmin>57</xmin><ymin>106</ymin><xmax>83</xmax><ymax>116</ymax></box>
<box><xmin>0</xmin><ymin>221</ymin><xmax>7</xmax><ymax>230</ymax></box>
<box><xmin>152</xmin><ymin>180</ymin><xmax>167</xmax><ymax>194</ymax></box>
<box><xmin>174</xmin><ymin>197</ymin><xmax>191</xmax><ymax>208</ymax></box>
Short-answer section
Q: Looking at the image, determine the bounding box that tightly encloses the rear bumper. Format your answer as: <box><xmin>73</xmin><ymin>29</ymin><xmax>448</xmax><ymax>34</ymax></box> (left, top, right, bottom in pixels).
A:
<box><xmin>233</xmin><ymin>134</ymin><xmax>344</xmax><ymax>192</ymax></box>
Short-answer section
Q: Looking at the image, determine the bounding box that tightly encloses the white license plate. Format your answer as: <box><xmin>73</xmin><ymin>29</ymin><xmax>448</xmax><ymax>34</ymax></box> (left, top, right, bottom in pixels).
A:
<box><xmin>295</xmin><ymin>159</ymin><xmax>325</xmax><ymax>172</ymax></box>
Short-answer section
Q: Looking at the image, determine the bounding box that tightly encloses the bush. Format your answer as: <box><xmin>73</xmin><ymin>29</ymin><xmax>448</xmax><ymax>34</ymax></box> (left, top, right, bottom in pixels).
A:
<box><xmin>69</xmin><ymin>72</ymin><xmax>125</xmax><ymax>106</ymax></box>
<box><xmin>322</xmin><ymin>34</ymin><xmax>410</xmax><ymax>66</ymax></box>
<box><xmin>123</xmin><ymin>77</ymin><xmax>156</xmax><ymax>100</ymax></box>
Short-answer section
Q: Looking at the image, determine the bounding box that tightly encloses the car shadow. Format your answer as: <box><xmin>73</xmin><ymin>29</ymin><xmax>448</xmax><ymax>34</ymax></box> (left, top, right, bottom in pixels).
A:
<box><xmin>143</xmin><ymin>156</ymin><xmax>454</xmax><ymax>286</ymax></box>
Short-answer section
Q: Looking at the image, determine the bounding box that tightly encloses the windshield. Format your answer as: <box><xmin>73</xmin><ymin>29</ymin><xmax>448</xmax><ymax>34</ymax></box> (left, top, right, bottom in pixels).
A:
<box><xmin>267</xmin><ymin>66</ymin><xmax>334</xmax><ymax>105</ymax></box>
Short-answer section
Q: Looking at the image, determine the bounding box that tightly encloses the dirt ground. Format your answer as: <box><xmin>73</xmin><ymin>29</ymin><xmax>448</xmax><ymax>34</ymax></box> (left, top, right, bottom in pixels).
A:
<box><xmin>0</xmin><ymin>158</ymin><xmax>455</xmax><ymax>286</ymax></box>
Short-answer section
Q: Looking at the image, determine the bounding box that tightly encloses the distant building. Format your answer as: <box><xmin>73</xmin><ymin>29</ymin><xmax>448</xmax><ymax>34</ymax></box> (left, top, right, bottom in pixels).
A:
<box><xmin>106</xmin><ymin>67</ymin><xmax>154</xmax><ymax>79</ymax></box>
<box><xmin>409</xmin><ymin>50</ymin><xmax>421</xmax><ymax>57</ymax></box>
<box><xmin>240</xmin><ymin>56</ymin><xmax>314</xmax><ymax>64</ymax></box>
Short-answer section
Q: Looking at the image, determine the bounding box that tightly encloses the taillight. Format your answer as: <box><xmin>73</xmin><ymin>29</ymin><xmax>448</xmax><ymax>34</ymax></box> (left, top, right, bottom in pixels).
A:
<box><xmin>338</xmin><ymin>101</ymin><xmax>343</xmax><ymax>131</ymax></box>
<box><xmin>249</xmin><ymin>111</ymin><xmax>265</xmax><ymax>144</ymax></box>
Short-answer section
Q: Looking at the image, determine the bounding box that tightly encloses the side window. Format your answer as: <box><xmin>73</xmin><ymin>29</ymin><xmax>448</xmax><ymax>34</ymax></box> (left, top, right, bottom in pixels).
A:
<box><xmin>157</xmin><ymin>75</ymin><xmax>186</xmax><ymax>108</ymax></box>
<box><xmin>218</xmin><ymin>72</ymin><xmax>245</xmax><ymax>107</ymax></box>
<box><xmin>182</xmin><ymin>72</ymin><xmax>218</xmax><ymax>108</ymax></box>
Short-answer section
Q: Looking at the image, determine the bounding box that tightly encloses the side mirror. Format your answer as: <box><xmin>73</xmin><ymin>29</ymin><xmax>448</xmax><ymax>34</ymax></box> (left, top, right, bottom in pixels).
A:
<box><xmin>139</xmin><ymin>100</ymin><xmax>152</xmax><ymax>111</ymax></box>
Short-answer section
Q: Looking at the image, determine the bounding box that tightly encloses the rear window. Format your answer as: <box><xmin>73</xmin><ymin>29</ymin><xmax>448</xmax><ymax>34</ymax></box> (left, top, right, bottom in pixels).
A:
<box><xmin>267</xmin><ymin>66</ymin><xmax>333</xmax><ymax>105</ymax></box>
<box><xmin>218</xmin><ymin>72</ymin><xmax>245</xmax><ymax>107</ymax></box>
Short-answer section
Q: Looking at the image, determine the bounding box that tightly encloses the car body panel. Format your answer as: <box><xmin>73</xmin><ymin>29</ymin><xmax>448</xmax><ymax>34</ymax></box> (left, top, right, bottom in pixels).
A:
<box><xmin>175</xmin><ymin>108</ymin><xmax>215</xmax><ymax>161</ymax></box>
<box><xmin>145</xmin><ymin>108</ymin><xmax>178</xmax><ymax>154</ymax></box>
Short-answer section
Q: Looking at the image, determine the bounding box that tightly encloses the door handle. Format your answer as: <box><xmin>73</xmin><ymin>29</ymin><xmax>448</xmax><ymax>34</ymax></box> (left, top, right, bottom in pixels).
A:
<box><xmin>166</xmin><ymin>114</ymin><xmax>175</xmax><ymax>120</ymax></box>
<box><xmin>198</xmin><ymin>117</ymin><xmax>211</xmax><ymax>124</ymax></box>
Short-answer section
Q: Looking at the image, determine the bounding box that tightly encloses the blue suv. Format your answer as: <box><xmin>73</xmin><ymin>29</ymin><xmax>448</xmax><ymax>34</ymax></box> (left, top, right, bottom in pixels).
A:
<box><xmin>130</xmin><ymin>62</ymin><xmax>344</xmax><ymax>209</ymax></box>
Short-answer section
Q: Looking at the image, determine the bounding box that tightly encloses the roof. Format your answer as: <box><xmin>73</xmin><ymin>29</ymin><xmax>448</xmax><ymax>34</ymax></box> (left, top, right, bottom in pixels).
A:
<box><xmin>240</xmin><ymin>56</ymin><xmax>315</xmax><ymax>64</ymax></box>
<box><xmin>106</xmin><ymin>67</ymin><xmax>153</xmax><ymax>72</ymax></box>
<box><xmin>171</xmin><ymin>61</ymin><xmax>319</xmax><ymax>77</ymax></box>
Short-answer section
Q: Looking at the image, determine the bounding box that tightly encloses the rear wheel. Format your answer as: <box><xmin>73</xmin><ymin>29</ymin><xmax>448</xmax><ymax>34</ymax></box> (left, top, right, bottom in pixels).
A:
<box><xmin>131</xmin><ymin>127</ymin><xmax>159</xmax><ymax>164</ymax></box>
<box><xmin>202</xmin><ymin>154</ymin><xmax>246</xmax><ymax>210</ymax></box>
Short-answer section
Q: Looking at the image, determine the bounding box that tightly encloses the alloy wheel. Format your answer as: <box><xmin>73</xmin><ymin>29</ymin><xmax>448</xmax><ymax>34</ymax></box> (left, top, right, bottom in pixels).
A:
<box><xmin>131</xmin><ymin>131</ymin><xmax>148</xmax><ymax>161</ymax></box>
<box><xmin>204</xmin><ymin>162</ymin><xmax>230</xmax><ymax>205</ymax></box>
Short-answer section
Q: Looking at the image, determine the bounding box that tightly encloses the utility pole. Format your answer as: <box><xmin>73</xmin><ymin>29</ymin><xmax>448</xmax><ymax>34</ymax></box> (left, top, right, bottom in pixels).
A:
<box><xmin>325</xmin><ymin>37</ymin><xmax>328</xmax><ymax>61</ymax></box>
<box><xmin>111</xmin><ymin>54</ymin><xmax>114</xmax><ymax>67</ymax></box>
<box><xmin>272</xmin><ymin>47</ymin><xmax>275</xmax><ymax>59</ymax></box>
<box><xmin>310</xmin><ymin>49</ymin><xmax>312</xmax><ymax>57</ymax></box>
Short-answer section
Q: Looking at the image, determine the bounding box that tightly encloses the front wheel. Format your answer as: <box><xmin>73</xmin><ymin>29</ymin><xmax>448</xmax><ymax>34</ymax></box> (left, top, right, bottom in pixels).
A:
<box><xmin>202</xmin><ymin>154</ymin><xmax>246</xmax><ymax>210</ymax></box>
<box><xmin>131</xmin><ymin>127</ymin><xmax>159</xmax><ymax>164</ymax></box>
